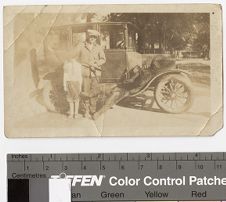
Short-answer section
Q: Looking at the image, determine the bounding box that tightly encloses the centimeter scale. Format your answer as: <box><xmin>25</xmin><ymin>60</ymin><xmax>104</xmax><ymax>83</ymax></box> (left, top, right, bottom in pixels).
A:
<box><xmin>7</xmin><ymin>153</ymin><xmax>226</xmax><ymax>202</ymax></box>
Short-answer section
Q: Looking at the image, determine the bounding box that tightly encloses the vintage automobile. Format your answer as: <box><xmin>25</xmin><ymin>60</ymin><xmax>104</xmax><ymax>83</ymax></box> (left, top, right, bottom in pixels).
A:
<box><xmin>30</xmin><ymin>22</ymin><xmax>193</xmax><ymax>118</ymax></box>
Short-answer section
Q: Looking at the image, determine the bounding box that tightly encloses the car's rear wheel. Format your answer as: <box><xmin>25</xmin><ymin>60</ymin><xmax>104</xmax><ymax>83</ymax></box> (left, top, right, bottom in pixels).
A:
<box><xmin>42</xmin><ymin>80</ymin><xmax>69</xmax><ymax>114</ymax></box>
<box><xmin>42</xmin><ymin>81</ymin><xmax>56</xmax><ymax>112</ymax></box>
<box><xmin>154</xmin><ymin>74</ymin><xmax>193</xmax><ymax>113</ymax></box>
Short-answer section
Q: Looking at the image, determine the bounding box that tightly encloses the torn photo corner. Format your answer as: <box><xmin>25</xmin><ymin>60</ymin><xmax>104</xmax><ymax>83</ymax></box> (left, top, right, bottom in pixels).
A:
<box><xmin>3</xmin><ymin>4</ymin><xmax>223</xmax><ymax>137</ymax></box>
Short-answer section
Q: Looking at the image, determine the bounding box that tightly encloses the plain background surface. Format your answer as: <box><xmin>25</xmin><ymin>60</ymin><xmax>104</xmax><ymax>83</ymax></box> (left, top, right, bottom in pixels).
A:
<box><xmin>49</xmin><ymin>179</ymin><xmax>71</xmax><ymax>202</ymax></box>
<box><xmin>0</xmin><ymin>0</ymin><xmax>225</xmax><ymax>202</ymax></box>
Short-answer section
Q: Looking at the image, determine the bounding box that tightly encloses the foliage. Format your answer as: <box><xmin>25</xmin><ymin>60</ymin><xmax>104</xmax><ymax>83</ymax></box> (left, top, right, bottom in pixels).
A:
<box><xmin>106</xmin><ymin>13</ymin><xmax>210</xmax><ymax>51</ymax></box>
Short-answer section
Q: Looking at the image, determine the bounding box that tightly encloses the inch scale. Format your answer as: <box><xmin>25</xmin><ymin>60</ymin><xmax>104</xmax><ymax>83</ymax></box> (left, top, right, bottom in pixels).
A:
<box><xmin>7</xmin><ymin>153</ymin><xmax>226</xmax><ymax>202</ymax></box>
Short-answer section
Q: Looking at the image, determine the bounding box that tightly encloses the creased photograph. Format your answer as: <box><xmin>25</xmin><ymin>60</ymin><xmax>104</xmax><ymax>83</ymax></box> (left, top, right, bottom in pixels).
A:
<box><xmin>4</xmin><ymin>4</ymin><xmax>223</xmax><ymax>137</ymax></box>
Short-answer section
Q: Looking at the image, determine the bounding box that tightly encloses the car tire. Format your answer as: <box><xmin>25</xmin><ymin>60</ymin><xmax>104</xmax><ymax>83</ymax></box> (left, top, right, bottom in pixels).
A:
<box><xmin>154</xmin><ymin>74</ymin><xmax>193</xmax><ymax>113</ymax></box>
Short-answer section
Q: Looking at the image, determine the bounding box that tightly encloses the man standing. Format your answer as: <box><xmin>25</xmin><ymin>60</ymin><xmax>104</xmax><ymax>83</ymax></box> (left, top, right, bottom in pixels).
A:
<box><xmin>75</xmin><ymin>29</ymin><xmax>106</xmax><ymax>118</ymax></box>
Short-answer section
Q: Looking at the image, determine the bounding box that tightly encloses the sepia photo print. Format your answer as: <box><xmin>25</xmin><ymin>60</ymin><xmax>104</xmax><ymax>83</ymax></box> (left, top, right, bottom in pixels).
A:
<box><xmin>4</xmin><ymin>4</ymin><xmax>223</xmax><ymax>137</ymax></box>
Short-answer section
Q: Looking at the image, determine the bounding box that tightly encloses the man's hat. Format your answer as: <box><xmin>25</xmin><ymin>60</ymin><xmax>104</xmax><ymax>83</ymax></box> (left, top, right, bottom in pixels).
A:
<box><xmin>86</xmin><ymin>29</ymin><xmax>100</xmax><ymax>37</ymax></box>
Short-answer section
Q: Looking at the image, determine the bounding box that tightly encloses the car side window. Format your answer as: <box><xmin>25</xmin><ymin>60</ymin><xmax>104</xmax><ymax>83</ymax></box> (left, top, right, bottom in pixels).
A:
<box><xmin>100</xmin><ymin>25</ymin><xmax>125</xmax><ymax>50</ymax></box>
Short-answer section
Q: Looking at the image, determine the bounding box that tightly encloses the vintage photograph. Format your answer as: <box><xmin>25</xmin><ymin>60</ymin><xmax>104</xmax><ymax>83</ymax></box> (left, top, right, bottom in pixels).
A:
<box><xmin>4</xmin><ymin>5</ymin><xmax>223</xmax><ymax>137</ymax></box>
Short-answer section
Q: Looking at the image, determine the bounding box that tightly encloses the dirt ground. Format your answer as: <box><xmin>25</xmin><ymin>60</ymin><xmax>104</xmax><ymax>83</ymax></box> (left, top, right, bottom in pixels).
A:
<box><xmin>10</xmin><ymin>59</ymin><xmax>211</xmax><ymax>137</ymax></box>
<box><xmin>14</xmin><ymin>82</ymin><xmax>210</xmax><ymax>137</ymax></box>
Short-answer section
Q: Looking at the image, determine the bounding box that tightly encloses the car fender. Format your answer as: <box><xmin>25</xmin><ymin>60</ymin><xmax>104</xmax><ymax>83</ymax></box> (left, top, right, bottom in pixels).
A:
<box><xmin>151</xmin><ymin>69</ymin><xmax>191</xmax><ymax>84</ymax></box>
<box><xmin>129</xmin><ymin>69</ymin><xmax>191</xmax><ymax>97</ymax></box>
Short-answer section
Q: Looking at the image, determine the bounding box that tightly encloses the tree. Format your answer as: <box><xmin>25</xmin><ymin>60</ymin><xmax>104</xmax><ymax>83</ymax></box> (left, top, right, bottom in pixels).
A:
<box><xmin>106</xmin><ymin>13</ymin><xmax>209</xmax><ymax>52</ymax></box>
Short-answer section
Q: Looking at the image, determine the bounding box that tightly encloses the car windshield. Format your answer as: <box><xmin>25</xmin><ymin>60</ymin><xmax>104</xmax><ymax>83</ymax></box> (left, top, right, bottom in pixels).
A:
<box><xmin>128</xmin><ymin>28</ymin><xmax>138</xmax><ymax>51</ymax></box>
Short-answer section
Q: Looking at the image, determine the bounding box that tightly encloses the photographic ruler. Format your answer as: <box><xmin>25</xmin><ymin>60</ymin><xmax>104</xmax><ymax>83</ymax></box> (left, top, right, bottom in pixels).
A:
<box><xmin>7</xmin><ymin>153</ymin><xmax>226</xmax><ymax>202</ymax></box>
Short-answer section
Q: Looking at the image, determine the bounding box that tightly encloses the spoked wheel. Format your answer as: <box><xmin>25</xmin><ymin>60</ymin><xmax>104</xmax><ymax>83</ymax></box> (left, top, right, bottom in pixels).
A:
<box><xmin>154</xmin><ymin>74</ymin><xmax>193</xmax><ymax>113</ymax></box>
<box><xmin>42</xmin><ymin>80</ymin><xmax>56</xmax><ymax>112</ymax></box>
<box><xmin>42</xmin><ymin>80</ymin><xmax>69</xmax><ymax>113</ymax></box>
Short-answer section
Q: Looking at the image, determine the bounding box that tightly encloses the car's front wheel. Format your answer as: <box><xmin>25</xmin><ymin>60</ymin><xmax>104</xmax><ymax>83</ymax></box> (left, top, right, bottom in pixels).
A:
<box><xmin>154</xmin><ymin>74</ymin><xmax>193</xmax><ymax>113</ymax></box>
